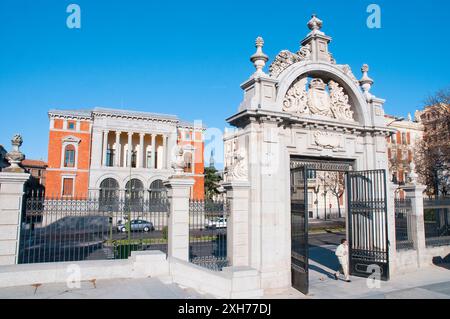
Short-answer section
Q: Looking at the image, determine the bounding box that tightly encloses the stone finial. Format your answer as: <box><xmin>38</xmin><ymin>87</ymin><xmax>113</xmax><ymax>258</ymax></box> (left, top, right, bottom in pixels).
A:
<box><xmin>307</xmin><ymin>14</ymin><xmax>324</xmax><ymax>35</ymax></box>
<box><xmin>408</xmin><ymin>162</ymin><xmax>418</xmax><ymax>184</ymax></box>
<box><xmin>250</xmin><ymin>36</ymin><xmax>269</xmax><ymax>75</ymax></box>
<box><xmin>171</xmin><ymin>145</ymin><xmax>185</xmax><ymax>175</ymax></box>
<box><xmin>4</xmin><ymin>134</ymin><xmax>25</xmax><ymax>172</ymax></box>
<box><xmin>359</xmin><ymin>64</ymin><xmax>374</xmax><ymax>101</ymax></box>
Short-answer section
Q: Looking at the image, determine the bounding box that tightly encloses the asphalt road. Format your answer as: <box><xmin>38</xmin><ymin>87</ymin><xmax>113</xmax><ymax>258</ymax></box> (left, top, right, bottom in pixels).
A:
<box><xmin>309</xmin><ymin>231</ymin><xmax>346</xmax><ymax>247</ymax></box>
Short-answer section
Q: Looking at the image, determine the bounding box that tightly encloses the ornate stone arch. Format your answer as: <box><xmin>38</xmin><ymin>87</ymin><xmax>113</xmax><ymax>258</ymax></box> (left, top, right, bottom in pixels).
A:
<box><xmin>275</xmin><ymin>62</ymin><xmax>370</xmax><ymax>126</ymax></box>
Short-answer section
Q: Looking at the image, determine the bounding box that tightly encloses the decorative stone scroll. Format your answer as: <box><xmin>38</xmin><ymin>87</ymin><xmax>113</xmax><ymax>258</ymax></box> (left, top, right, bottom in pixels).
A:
<box><xmin>282</xmin><ymin>77</ymin><xmax>354</xmax><ymax>121</ymax></box>
<box><xmin>269</xmin><ymin>44</ymin><xmax>311</xmax><ymax>78</ymax></box>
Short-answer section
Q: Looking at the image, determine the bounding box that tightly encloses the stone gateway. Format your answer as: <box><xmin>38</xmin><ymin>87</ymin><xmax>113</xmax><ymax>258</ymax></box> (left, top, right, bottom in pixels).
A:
<box><xmin>224</xmin><ymin>14</ymin><xmax>395</xmax><ymax>294</ymax></box>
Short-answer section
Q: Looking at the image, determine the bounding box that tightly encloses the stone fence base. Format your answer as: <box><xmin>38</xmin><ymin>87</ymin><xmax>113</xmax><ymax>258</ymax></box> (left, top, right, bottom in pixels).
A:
<box><xmin>395</xmin><ymin>246</ymin><xmax>450</xmax><ymax>275</ymax></box>
<box><xmin>0</xmin><ymin>251</ymin><xmax>263</xmax><ymax>298</ymax></box>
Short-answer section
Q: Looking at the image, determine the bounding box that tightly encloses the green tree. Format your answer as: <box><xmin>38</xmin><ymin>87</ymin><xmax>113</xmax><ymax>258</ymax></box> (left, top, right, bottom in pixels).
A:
<box><xmin>204</xmin><ymin>166</ymin><xmax>222</xmax><ymax>199</ymax></box>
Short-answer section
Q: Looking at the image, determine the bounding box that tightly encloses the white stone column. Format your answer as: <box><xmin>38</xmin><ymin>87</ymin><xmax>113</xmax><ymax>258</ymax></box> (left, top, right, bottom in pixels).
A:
<box><xmin>151</xmin><ymin>134</ymin><xmax>156</xmax><ymax>169</ymax></box>
<box><xmin>162</xmin><ymin>134</ymin><xmax>167</xmax><ymax>169</ymax></box>
<box><xmin>223</xmin><ymin>181</ymin><xmax>250</xmax><ymax>267</ymax></box>
<box><xmin>127</xmin><ymin>132</ymin><xmax>133</xmax><ymax>168</ymax></box>
<box><xmin>0</xmin><ymin>172</ymin><xmax>30</xmax><ymax>265</ymax></box>
<box><xmin>164</xmin><ymin>177</ymin><xmax>194</xmax><ymax>261</ymax></box>
<box><xmin>102</xmin><ymin>130</ymin><xmax>109</xmax><ymax>167</ymax></box>
<box><xmin>139</xmin><ymin>133</ymin><xmax>145</xmax><ymax>168</ymax></box>
<box><xmin>401</xmin><ymin>183</ymin><xmax>427</xmax><ymax>267</ymax></box>
<box><xmin>115</xmin><ymin>131</ymin><xmax>121</xmax><ymax>167</ymax></box>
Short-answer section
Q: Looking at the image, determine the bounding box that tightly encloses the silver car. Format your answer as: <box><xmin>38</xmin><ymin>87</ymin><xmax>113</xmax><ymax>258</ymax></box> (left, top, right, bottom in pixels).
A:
<box><xmin>117</xmin><ymin>219</ymin><xmax>154</xmax><ymax>232</ymax></box>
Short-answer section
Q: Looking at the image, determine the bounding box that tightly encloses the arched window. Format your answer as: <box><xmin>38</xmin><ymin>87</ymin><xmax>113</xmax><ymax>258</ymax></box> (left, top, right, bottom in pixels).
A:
<box><xmin>149</xmin><ymin>179</ymin><xmax>167</xmax><ymax>199</ymax></box>
<box><xmin>99</xmin><ymin>178</ymin><xmax>119</xmax><ymax>200</ymax></box>
<box><xmin>184</xmin><ymin>152</ymin><xmax>193</xmax><ymax>173</ymax></box>
<box><xmin>64</xmin><ymin>144</ymin><xmax>76</xmax><ymax>168</ymax></box>
<box><xmin>125</xmin><ymin>179</ymin><xmax>144</xmax><ymax>200</ymax></box>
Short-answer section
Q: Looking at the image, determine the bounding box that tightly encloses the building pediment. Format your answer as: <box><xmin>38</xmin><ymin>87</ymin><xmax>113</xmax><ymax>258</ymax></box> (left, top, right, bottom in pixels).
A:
<box><xmin>62</xmin><ymin>136</ymin><xmax>81</xmax><ymax>144</ymax></box>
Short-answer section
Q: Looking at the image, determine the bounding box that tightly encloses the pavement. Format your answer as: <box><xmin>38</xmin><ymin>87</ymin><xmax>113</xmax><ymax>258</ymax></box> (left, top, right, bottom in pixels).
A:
<box><xmin>307</xmin><ymin>243</ymin><xmax>450</xmax><ymax>299</ymax></box>
<box><xmin>0</xmin><ymin>276</ymin><xmax>214</xmax><ymax>299</ymax></box>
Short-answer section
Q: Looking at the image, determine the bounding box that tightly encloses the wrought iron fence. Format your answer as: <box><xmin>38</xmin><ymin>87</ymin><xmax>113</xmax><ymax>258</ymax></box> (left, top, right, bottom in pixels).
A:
<box><xmin>19</xmin><ymin>191</ymin><xmax>169</xmax><ymax>264</ymax></box>
<box><xmin>423</xmin><ymin>199</ymin><xmax>450</xmax><ymax>247</ymax></box>
<box><xmin>189</xmin><ymin>198</ymin><xmax>229</xmax><ymax>271</ymax></box>
<box><xmin>394</xmin><ymin>198</ymin><xmax>414</xmax><ymax>250</ymax></box>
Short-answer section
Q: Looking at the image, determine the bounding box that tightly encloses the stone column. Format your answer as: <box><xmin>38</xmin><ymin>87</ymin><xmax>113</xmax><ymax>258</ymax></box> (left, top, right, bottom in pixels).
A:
<box><xmin>102</xmin><ymin>130</ymin><xmax>109</xmax><ymax>167</ymax></box>
<box><xmin>151</xmin><ymin>134</ymin><xmax>156</xmax><ymax>169</ymax></box>
<box><xmin>0</xmin><ymin>172</ymin><xmax>30</xmax><ymax>265</ymax></box>
<box><xmin>164</xmin><ymin>177</ymin><xmax>194</xmax><ymax>261</ymax></box>
<box><xmin>139</xmin><ymin>133</ymin><xmax>145</xmax><ymax>168</ymax></box>
<box><xmin>223</xmin><ymin>181</ymin><xmax>250</xmax><ymax>267</ymax></box>
<box><xmin>162</xmin><ymin>135</ymin><xmax>167</xmax><ymax>169</ymax></box>
<box><xmin>127</xmin><ymin>132</ymin><xmax>133</xmax><ymax>168</ymax></box>
<box><xmin>401</xmin><ymin>183</ymin><xmax>427</xmax><ymax>267</ymax></box>
<box><xmin>115</xmin><ymin>131</ymin><xmax>121</xmax><ymax>167</ymax></box>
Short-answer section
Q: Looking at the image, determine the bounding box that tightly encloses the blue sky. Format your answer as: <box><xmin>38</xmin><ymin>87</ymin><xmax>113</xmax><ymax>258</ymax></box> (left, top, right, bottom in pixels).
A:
<box><xmin>0</xmin><ymin>0</ymin><xmax>449</xmax><ymax>167</ymax></box>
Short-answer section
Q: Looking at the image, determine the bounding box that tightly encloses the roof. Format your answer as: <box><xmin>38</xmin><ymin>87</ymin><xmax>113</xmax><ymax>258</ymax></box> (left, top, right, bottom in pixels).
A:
<box><xmin>92</xmin><ymin>107</ymin><xmax>178</xmax><ymax>121</ymax></box>
<box><xmin>22</xmin><ymin>159</ymin><xmax>48</xmax><ymax>168</ymax></box>
<box><xmin>48</xmin><ymin>107</ymin><xmax>206</xmax><ymax>129</ymax></box>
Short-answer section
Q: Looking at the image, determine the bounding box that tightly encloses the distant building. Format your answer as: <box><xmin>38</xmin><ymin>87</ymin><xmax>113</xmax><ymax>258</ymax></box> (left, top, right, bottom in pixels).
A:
<box><xmin>385</xmin><ymin>113</ymin><xmax>424</xmax><ymax>197</ymax></box>
<box><xmin>46</xmin><ymin>107</ymin><xmax>205</xmax><ymax>199</ymax></box>
<box><xmin>22</xmin><ymin>159</ymin><xmax>47</xmax><ymax>192</ymax></box>
<box><xmin>417</xmin><ymin>103</ymin><xmax>450</xmax><ymax>148</ymax></box>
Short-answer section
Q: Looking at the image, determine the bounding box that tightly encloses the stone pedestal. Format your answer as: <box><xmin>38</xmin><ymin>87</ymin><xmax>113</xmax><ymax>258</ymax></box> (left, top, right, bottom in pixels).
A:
<box><xmin>223</xmin><ymin>181</ymin><xmax>250</xmax><ymax>267</ymax></box>
<box><xmin>402</xmin><ymin>183</ymin><xmax>427</xmax><ymax>267</ymax></box>
<box><xmin>0</xmin><ymin>172</ymin><xmax>30</xmax><ymax>265</ymax></box>
<box><xmin>164</xmin><ymin>176</ymin><xmax>194</xmax><ymax>261</ymax></box>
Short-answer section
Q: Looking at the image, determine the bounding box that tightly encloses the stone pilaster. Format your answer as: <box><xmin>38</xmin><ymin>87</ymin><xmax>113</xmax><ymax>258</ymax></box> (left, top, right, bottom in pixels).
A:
<box><xmin>164</xmin><ymin>177</ymin><xmax>194</xmax><ymax>261</ymax></box>
<box><xmin>402</xmin><ymin>183</ymin><xmax>427</xmax><ymax>267</ymax></box>
<box><xmin>223</xmin><ymin>181</ymin><xmax>250</xmax><ymax>267</ymax></box>
<box><xmin>0</xmin><ymin>172</ymin><xmax>30</xmax><ymax>265</ymax></box>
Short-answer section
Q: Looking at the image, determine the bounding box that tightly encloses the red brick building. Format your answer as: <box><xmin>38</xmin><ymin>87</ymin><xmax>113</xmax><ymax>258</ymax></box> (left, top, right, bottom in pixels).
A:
<box><xmin>46</xmin><ymin>108</ymin><xmax>205</xmax><ymax>199</ymax></box>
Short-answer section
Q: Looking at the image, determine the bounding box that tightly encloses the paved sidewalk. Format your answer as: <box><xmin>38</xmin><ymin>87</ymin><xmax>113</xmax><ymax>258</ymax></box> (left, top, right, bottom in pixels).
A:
<box><xmin>308</xmin><ymin>244</ymin><xmax>450</xmax><ymax>299</ymax></box>
<box><xmin>0</xmin><ymin>277</ymin><xmax>214</xmax><ymax>299</ymax></box>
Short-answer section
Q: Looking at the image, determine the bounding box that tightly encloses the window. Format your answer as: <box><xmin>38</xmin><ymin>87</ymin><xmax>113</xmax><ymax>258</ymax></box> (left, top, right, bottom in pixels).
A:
<box><xmin>402</xmin><ymin>132</ymin><xmax>407</xmax><ymax>145</ymax></box>
<box><xmin>184</xmin><ymin>152</ymin><xmax>192</xmax><ymax>173</ymax></box>
<box><xmin>68</xmin><ymin>122</ymin><xmax>76</xmax><ymax>130</ymax></box>
<box><xmin>64</xmin><ymin>145</ymin><xmax>76</xmax><ymax>167</ymax></box>
<box><xmin>185</xmin><ymin>132</ymin><xmax>191</xmax><ymax>140</ymax></box>
<box><xmin>62</xmin><ymin>178</ymin><xmax>74</xmax><ymax>196</ymax></box>
<box><xmin>150</xmin><ymin>179</ymin><xmax>167</xmax><ymax>199</ymax></box>
<box><xmin>131</xmin><ymin>151</ymin><xmax>137</xmax><ymax>168</ymax></box>
<box><xmin>106</xmin><ymin>149</ymin><xmax>114</xmax><ymax>167</ymax></box>
<box><xmin>146</xmin><ymin>151</ymin><xmax>152</xmax><ymax>168</ymax></box>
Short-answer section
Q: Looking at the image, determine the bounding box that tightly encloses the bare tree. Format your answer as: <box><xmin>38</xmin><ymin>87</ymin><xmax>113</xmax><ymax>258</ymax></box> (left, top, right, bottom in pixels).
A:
<box><xmin>327</xmin><ymin>172</ymin><xmax>345</xmax><ymax>218</ymax></box>
<box><xmin>415</xmin><ymin>87</ymin><xmax>450</xmax><ymax>197</ymax></box>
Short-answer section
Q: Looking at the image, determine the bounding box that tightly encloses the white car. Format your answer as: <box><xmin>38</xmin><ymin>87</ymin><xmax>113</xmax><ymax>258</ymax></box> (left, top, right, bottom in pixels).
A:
<box><xmin>205</xmin><ymin>217</ymin><xmax>227</xmax><ymax>229</ymax></box>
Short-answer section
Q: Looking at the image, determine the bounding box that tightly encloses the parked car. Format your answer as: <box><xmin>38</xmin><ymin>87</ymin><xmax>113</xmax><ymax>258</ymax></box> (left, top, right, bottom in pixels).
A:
<box><xmin>205</xmin><ymin>217</ymin><xmax>227</xmax><ymax>229</ymax></box>
<box><xmin>117</xmin><ymin>219</ymin><xmax>154</xmax><ymax>232</ymax></box>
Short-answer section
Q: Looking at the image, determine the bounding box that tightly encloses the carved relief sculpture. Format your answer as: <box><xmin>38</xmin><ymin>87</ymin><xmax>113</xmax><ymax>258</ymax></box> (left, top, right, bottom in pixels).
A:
<box><xmin>307</xmin><ymin>78</ymin><xmax>332</xmax><ymax>117</ymax></box>
<box><xmin>282</xmin><ymin>77</ymin><xmax>355</xmax><ymax>122</ymax></box>
<box><xmin>224</xmin><ymin>139</ymin><xmax>248</xmax><ymax>182</ymax></box>
<box><xmin>328</xmin><ymin>80</ymin><xmax>354</xmax><ymax>121</ymax></box>
<box><xmin>282</xmin><ymin>77</ymin><xmax>309</xmax><ymax>114</ymax></box>
<box><xmin>314</xmin><ymin>131</ymin><xmax>342</xmax><ymax>149</ymax></box>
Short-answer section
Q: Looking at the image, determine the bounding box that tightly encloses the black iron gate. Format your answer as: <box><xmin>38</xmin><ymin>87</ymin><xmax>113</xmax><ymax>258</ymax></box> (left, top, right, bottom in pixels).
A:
<box><xmin>290</xmin><ymin>166</ymin><xmax>309</xmax><ymax>294</ymax></box>
<box><xmin>347</xmin><ymin>169</ymin><xmax>389</xmax><ymax>280</ymax></box>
